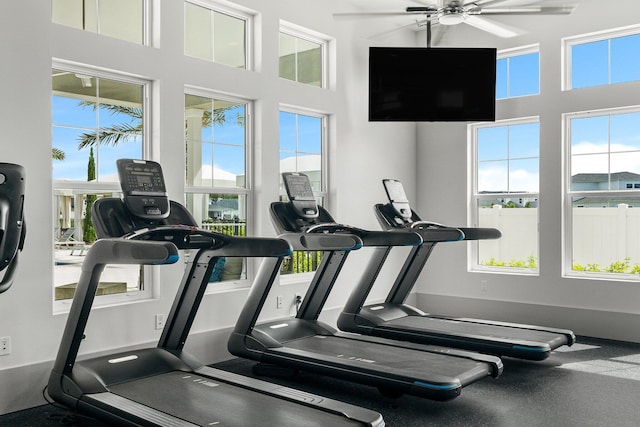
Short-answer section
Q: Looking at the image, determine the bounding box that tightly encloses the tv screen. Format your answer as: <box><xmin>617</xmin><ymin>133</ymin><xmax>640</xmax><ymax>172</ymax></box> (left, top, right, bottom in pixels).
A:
<box><xmin>369</xmin><ymin>47</ymin><xmax>497</xmax><ymax>122</ymax></box>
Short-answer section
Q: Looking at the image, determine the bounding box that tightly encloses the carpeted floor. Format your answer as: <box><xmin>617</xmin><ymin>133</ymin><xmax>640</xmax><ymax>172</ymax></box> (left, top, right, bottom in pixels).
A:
<box><xmin>3</xmin><ymin>336</ymin><xmax>640</xmax><ymax>426</ymax></box>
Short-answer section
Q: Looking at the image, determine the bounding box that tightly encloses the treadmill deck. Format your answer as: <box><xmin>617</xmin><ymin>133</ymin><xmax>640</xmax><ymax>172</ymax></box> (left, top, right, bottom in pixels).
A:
<box><xmin>106</xmin><ymin>370</ymin><xmax>364</xmax><ymax>426</ymax></box>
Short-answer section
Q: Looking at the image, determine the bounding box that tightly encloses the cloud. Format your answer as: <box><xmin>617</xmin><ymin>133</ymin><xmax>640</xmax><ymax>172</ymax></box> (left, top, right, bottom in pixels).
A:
<box><xmin>572</xmin><ymin>141</ymin><xmax>640</xmax><ymax>175</ymax></box>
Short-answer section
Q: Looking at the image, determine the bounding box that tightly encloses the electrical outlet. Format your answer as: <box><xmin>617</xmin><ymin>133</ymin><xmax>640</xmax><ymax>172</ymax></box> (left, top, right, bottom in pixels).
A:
<box><xmin>0</xmin><ymin>336</ymin><xmax>11</xmax><ymax>356</ymax></box>
<box><xmin>480</xmin><ymin>280</ymin><xmax>488</xmax><ymax>292</ymax></box>
<box><xmin>155</xmin><ymin>314</ymin><xmax>165</xmax><ymax>330</ymax></box>
<box><xmin>276</xmin><ymin>295</ymin><xmax>283</xmax><ymax>309</ymax></box>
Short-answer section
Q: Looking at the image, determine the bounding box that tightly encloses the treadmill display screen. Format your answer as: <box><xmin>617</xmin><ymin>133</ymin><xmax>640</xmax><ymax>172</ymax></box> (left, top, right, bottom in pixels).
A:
<box><xmin>383</xmin><ymin>179</ymin><xmax>408</xmax><ymax>204</ymax></box>
<box><xmin>284</xmin><ymin>174</ymin><xmax>314</xmax><ymax>200</ymax></box>
<box><xmin>118</xmin><ymin>159</ymin><xmax>166</xmax><ymax>195</ymax></box>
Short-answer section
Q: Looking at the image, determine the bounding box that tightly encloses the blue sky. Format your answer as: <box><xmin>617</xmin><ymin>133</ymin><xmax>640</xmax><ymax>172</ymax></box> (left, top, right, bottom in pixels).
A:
<box><xmin>478</xmin><ymin>34</ymin><xmax>640</xmax><ymax>193</ymax></box>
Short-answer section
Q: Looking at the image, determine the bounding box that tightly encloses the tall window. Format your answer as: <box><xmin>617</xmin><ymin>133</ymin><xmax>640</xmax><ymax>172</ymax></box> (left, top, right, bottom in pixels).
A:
<box><xmin>564</xmin><ymin>107</ymin><xmax>640</xmax><ymax>278</ymax></box>
<box><xmin>52</xmin><ymin>64</ymin><xmax>149</xmax><ymax>307</ymax></box>
<box><xmin>184</xmin><ymin>91</ymin><xmax>250</xmax><ymax>285</ymax></box>
<box><xmin>279</xmin><ymin>26</ymin><xmax>325</xmax><ymax>87</ymax></box>
<box><xmin>52</xmin><ymin>0</ymin><xmax>146</xmax><ymax>44</ymax></box>
<box><xmin>496</xmin><ymin>45</ymin><xmax>540</xmax><ymax>99</ymax></box>
<box><xmin>564</xmin><ymin>25</ymin><xmax>640</xmax><ymax>90</ymax></box>
<box><xmin>184</xmin><ymin>1</ymin><xmax>248</xmax><ymax>69</ymax></box>
<box><xmin>471</xmin><ymin>119</ymin><xmax>540</xmax><ymax>272</ymax></box>
<box><xmin>279</xmin><ymin>110</ymin><xmax>327</xmax><ymax>275</ymax></box>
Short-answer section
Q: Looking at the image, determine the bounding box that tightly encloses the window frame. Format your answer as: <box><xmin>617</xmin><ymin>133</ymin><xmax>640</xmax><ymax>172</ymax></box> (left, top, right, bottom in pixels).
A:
<box><xmin>279</xmin><ymin>22</ymin><xmax>328</xmax><ymax>89</ymax></box>
<box><xmin>184</xmin><ymin>86</ymin><xmax>254</xmax><ymax>292</ymax></box>
<box><xmin>52</xmin><ymin>60</ymin><xmax>154</xmax><ymax>313</ymax></box>
<box><xmin>562</xmin><ymin>24</ymin><xmax>640</xmax><ymax>91</ymax></box>
<box><xmin>278</xmin><ymin>106</ymin><xmax>328</xmax><ymax>200</ymax></box>
<box><xmin>51</xmin><ymin>0</ymin><xmax>152</xmax><ymax>46</ymax></box>
<box><xmin>278</xmin><ymin>106</ymin><xmax>329</xmax><ymax>282</ymax></box>
<box><xmin>496</xmin><ymin>44</ymin><xmax>540</xmax><ymax>99</ymax></box>
<box><xmin>469</xmin><ymin>116</ymin><xmax>541</xmax><ymax>275</ymax></box>
<box><xmin>562</xmin><ymin>105</ymin><xmax>640</xmax><ymax>281</ymax></box>
<box><xmin>183</xmin><ymin>0</ymin><xmax>253</xmax><ymax>70</ymax></box>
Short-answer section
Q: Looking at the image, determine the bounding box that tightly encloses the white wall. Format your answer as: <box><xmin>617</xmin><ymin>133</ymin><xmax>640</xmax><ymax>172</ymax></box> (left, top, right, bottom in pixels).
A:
<box><xmin>0</xmin><ymin>0</ymin><xmax>417</xmax><ymax>414</ymax></box>
<box><xmin>415</xmin><ymin>0</ymin><xmax>640</xmax><ymax>339</ymax></box>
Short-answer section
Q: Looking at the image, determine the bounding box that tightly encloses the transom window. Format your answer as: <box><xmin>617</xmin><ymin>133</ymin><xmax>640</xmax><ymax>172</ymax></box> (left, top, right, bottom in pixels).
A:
<box><xmin>564</xmin><ymin>25</ymin><xmax>640</xmax><ymax>90</ymax></box>
<box><xmin>52</xmin><ymin>64</ymin><xmax>150</xmax><ymax>308</ymax></box>
<box><xmin>496</xmin><ymin>45</ymin><xmax>540</xmax><ymax>99</ymax></box>
<box><xmin>279</xmin><ymin>26</ymin><xmax>326</xmax><ymax>88</ymax></box>
<box><xmin>471</xmin><ymin>118</ymin><xmax>540</xmax><ymax>272</ymax></box>
<box><xmin>184</xmin><ymin>0</ymin><xmax>249</xmax><ymax>69</ymax></box>
<box><xmin>52</xmin><ymin>0</ymin><xmax>146</xmax><ymax>44</ymax></box>
<box><xmin>564</xmin><ymin>107</ymin><xmax>640</xmax><ymax>278</ymax></box>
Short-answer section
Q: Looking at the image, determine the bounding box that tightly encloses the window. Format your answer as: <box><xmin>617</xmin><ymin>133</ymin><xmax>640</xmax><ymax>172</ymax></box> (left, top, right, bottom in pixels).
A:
<box><xmin>564</xmin><ymin>107</ymin><xmax>640</xmax><ymax>278</ymax></box>
<box><xmin>496</xmin><ymin>45</ymin><xmax>540</xmax><ymax>99</ymax></box>
<box><xmin>470</xmin><ymin>118</ymin><xmax>540</xmax><ymax>272</ymax></box>
<box><xmin>184</xmin><ymin>91</ymin><xmax>250</xmax><ymax>285</ymax></box>
<box><xmin>52</xmin><ymin>0</ymin><xmax>146</xmax><ymax>44</ymax></box>
<box><xmin>279</xmin><ymin>109</ymin><xmax>327</xmax><ymax>275</ymax></box>
<box><xmin>564</xmin><ymin>25</ymin><xmax>640</xmax><ymax>90</ymax></box>
<box><xmin>279</xmin><ymin>26</ymin><xmax>326</xmax><ymax>87</ymax></box>
<box><xmin>184</xmin><ymin>1</ymin><xmax>248</xmax><ymax>68</ymax></box>
<box><xmin>52</xmin><ymin>64</ymin><xmax>149</xmax><ymax>307</ymax></box>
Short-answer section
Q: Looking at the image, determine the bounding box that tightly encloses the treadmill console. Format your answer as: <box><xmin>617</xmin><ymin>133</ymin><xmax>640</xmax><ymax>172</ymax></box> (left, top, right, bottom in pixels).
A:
<box><xmin>283</xmin><ymin>172</ymin><xmax>318</xmax><ymax>219</ymax></box>
<box><xmin>117</xmin><ymin>159</ymin><xmax>169</xmax><ymax>220</ymax></box>
<box><xmin>383</xmin><ymin>179</ymin><xmax>412</xmax><ymax>221</ymax></box>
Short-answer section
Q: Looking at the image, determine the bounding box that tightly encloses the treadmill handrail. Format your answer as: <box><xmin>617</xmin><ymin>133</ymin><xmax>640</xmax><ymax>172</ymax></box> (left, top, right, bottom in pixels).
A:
<box><xmin>0</xmin><ymin>163</ymin><xmax>26</xmax><ymax>294</ymax></box>
<box><xmin>126</xmin><ymin>225</ymin><xmax>293</xmax><ymax>258</ymax></box>
<box><xmin>278</xmin><ymin>231</ymin><xmax>363</xmax><ymax>251</ymax></box>
<box><xmin>82</xmin><ymin>238</ymin><xmax>179</xmax><ymax>267</ymax></box>
<box><xmin>375</xmin><ymin>203</ymin><xmax>501</xmax><ymax>241</ymax></box>
<box><xmin>303</xmin><ymin>222</ymin><xmax>422</xmax><ymax>248</ymax></box>
<box><xmin>51</xmin><ymin>239</ymin><xmax>179</xmax><ymax>382</ymax></box>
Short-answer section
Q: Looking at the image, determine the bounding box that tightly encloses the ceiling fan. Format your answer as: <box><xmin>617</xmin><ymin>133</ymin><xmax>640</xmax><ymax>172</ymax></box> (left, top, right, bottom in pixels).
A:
<box><xmin>334</xmin><ymin>0</ymin><xmax>576</xmax><ymax>42</ymax></box>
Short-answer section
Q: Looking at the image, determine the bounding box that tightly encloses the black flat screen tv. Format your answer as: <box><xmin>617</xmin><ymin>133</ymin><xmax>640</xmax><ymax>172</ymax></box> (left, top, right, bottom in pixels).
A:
<box><xmin>369</xmin><ymin>47</ymin><xmax>497</xmax><ymax>122</ymax></box>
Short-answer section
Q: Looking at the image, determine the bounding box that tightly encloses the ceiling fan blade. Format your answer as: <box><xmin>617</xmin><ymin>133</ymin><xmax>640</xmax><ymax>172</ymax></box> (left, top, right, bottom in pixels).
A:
<box><xmin>333</xmin><ymin>11</ymin><xmax>423</xmax><ymax>18</ymax></box>
<box><xmin>464</xmin><ymin>0</ymin><xmax>533</xmax><ymax>7</ymax></box>
<box><xmin>405</xmin><ymin>7</ymin><xmax>439</xmax><ymax>13</ymax></box>
<box><xmin>364</xmin><ymin>20</ymin><xmax>428</xmax><ymax>40</ymax></box>
<box><xmin>463</xmin><ymin>15</ymin><xmax>524</xmax><ymax>37</ymax></box>
<box><xmin>477</xmin><ymin>6</ymin><xmax>576</xmax><ymax>15</ymax></box>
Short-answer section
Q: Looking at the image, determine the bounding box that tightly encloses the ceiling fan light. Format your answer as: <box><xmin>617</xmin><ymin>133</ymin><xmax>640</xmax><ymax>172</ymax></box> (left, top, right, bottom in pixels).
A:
<box><xmin>438</xmin><ymin>10</ymin><xmax>465</xmax><ymax>25</ymax></box>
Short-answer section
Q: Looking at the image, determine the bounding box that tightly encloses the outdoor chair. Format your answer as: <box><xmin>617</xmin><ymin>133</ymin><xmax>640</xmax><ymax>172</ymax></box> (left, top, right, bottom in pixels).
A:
<box><xmin>54</xmin><ymin>228</ymin><xmax>87</xmax><ymax>255</ymax></box>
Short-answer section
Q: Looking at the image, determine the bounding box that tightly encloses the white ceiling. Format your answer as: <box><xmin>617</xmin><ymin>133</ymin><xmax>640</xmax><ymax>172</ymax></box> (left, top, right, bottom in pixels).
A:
<box><xmin>335</xmin><ymin>0</ymin><xmax>580</xmax><ymax>41</ymax></box>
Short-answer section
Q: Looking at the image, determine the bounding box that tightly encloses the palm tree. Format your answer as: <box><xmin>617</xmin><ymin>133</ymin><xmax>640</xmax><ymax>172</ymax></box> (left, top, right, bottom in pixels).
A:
<box><xmin>76</xmin><ymin>102</ymin><xmax>242</xmax><ymax>150</ymax></box>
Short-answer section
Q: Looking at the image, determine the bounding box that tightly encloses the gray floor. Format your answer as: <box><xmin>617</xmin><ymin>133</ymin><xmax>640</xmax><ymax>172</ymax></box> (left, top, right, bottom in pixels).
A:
<box><xmin>216</xmin><ymin>336</ymin><xmax>640</xmax><ymax>426</ymax></box>
<box><xmin>2</xmin><ymin>336</ymin><xmax>640</xmax><ymax>426</ymax></box>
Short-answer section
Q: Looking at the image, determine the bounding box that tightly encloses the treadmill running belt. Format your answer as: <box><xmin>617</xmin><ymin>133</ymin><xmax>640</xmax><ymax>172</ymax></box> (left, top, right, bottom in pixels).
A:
<box><xmin>387</xmin><ymin>316</ymin><xmax>569</xmax><ymax>348</ymax></box>
<box><xmin>109</xmin><ymin>371</ymin><xmax>362</xmax><ymax>426</ymax></box>
<box><xmin>282</xmin><ymin>335</ymin><xmax>490</xmax><ymax>385</ymax></box>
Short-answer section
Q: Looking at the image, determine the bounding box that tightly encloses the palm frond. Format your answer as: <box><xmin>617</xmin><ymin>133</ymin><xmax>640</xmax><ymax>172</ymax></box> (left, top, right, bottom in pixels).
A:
<box><xmin>77</xmin><ymin>122</ymin><xmax>143</xmax><ymax>149</ymax></box>
<box><xmin>52</xmin><ymin>147</ymin><xmax>65</xmax><ymax>160</ymax></box>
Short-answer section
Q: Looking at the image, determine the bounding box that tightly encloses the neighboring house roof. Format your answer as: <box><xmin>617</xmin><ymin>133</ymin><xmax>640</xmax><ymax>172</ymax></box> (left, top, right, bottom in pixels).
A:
<box><xmin>572</xmin><ymin>171</ymin><xmax>640</xmax><ymax>183</ymax></box>
<box><xmin>209</xmin><ymin>198</ymin><xmax>238</xmax><ymax>210</ymax></box>
<box><xmin>279</xmin><ymin>154</ymin><xmax>321</xmax><ymax>172</ymax></box>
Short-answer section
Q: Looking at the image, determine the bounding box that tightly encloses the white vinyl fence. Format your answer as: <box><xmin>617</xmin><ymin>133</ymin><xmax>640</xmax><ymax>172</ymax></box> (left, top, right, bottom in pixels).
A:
<box><xmin>478</xmin><ymin>204</ymin><xmax>640</xmax><ymax>269</ymax></box>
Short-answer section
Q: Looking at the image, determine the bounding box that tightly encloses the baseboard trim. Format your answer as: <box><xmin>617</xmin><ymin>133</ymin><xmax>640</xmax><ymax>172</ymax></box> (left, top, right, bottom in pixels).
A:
<box><xmin>415</xmin><ymin>293</ymin><xmax>640</xmax><ymax>344</ymax></box>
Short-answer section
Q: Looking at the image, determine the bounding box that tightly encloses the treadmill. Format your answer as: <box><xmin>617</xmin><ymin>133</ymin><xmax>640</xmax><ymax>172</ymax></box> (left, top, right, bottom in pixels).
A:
<box><xmin>0</xmin><ymin>163</ymin><xmax>25</xmax><ymax>294</ymax></box>
<box><xmin>48</xmin><ymin>159</ymin><xmax>385</xmax><ymax>427</ymax></box>
<box><xmin>228</xmin><ymin>172</ymin><xmax>502</xmax><ymax>402</ymax></box>
<box><xmin>337</xmin><ymin>178</ymin><xmax>575</xmax><ymax>360</ymax></box>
